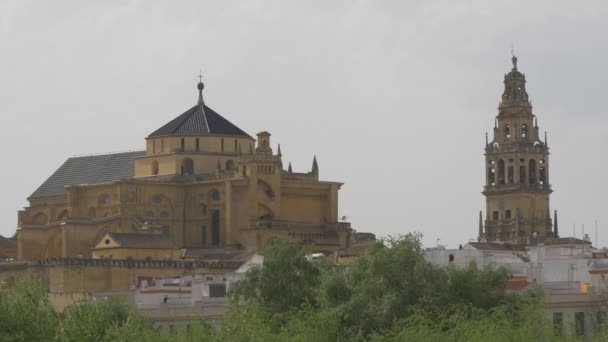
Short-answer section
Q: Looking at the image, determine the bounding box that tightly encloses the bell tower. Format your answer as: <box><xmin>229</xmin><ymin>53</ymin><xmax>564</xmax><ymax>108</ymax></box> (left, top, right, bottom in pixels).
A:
<box><xmin>481</xmin><ymin>55</ymin><xmax>554</xmax><ymax>244</ymax></box>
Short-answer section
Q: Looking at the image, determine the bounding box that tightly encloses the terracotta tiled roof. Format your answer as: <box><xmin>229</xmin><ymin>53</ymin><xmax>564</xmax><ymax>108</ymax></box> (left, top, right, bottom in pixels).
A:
<box><xmin>338</xmin><ymin>245</ymin><xmax>369</xmax><ymax>257</ymax></box>
<box><xmin>29</xmin><ymin>150</ymin><xmax>145</xmax><ymax>199</ymax></box>
<box><xmin>0</xmin><ymin>235</ymin><xmax>17</xmax><ymax>249</ymax></box>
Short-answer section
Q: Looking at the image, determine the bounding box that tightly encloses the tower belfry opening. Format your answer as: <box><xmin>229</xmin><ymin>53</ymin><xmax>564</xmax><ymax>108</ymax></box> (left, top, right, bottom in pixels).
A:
<box><xmin>480</xmin><ymin>55</ymin><xmax>553</xmax><ymax>244</ymax></box>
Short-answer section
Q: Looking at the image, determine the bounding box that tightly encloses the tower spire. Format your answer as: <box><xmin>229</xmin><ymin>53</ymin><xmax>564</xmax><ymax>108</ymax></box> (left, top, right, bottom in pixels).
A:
<box><xmin>312</xmin><ymin>155</ymin><xmax>318</xmax><ymax>174</ymax></box>
<box><xmin>288</xmin><ymin>162</ymin><xmax>293</xmax><ymax>173</ymax></box>
<box><xmin>277</xmin><ymin>144</ymin><xmax>282</xmax><ymax>157</ymax></box>
<box><xmin>197</xmin><ymin>71</ymin><xmax>205</xmax><ymax>105</ymax></box>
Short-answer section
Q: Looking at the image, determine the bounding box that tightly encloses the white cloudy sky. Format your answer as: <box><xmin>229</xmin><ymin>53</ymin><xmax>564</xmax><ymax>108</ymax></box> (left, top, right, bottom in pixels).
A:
<box><xmin>1</xmin><ymin>0</ymin><xmax>607</xmax><ymax>248</ymax></box>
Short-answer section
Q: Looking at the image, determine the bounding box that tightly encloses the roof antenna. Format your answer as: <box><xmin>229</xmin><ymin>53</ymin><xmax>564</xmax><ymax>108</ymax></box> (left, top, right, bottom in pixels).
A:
<box><xmin>197</xmin><ymin>70</ymin><xmax>205</xmax><ymax>105</ymax></box>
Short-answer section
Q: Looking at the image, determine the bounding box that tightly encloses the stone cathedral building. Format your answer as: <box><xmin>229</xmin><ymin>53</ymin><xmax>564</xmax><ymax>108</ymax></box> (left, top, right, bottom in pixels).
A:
<box><xmin>480</xmin><ymin>56</ymin><xmax>558</xmax><ymax>244</ymax></box>
<box><xmin>15</xmin><ymin>80</ymin><xmax>357</xmax><ymax>261</ymax></box>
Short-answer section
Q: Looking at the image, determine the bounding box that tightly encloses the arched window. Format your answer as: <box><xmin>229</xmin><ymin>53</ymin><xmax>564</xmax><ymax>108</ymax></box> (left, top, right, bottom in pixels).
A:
<box><xmin>225</xmin><ymin>160</ymin><xmax>235</xmax><ymax>171</ymax></box>
<box><xmin>539</xmin><ymin>159</ymin><xmax>546</xmax><ymax>184</ymax></box>
<box><xmin>151</xmin><ymin>160</ymin><xmax>159</xmax><ymax>175</ymax></box>
<box><xmin>529</xmin><ymin>159</ymin><xmax>537</xmax><ymax>184</ymax></box>
<box><xmin>56</xmin><ymin>210</ymin><xmax>68</xmax><ymax>221</ymax></box>
<box><xmin>32</xmin><ymin>212</ymin><xmax>48</xmax><ymax>225</ymax></box>
<box><xmin>202</xmin><ymin>224</ymin><xmax>207</xmax><ymax>246</ymax></box>
<box><xmin>100</xmin><ymin>194</ymin><xmax>112</xmax><ymax>206</ymax></box>
<box><xmin>181</xmin><ymin>158</ymin><xmax>194</xmax><ymax>175</ymax></box>
<box><xmin>212</xmin><ymin>210</ymin><xmax>220</xmax><ymax>247</ymax></box>
<box><xmin>504</xmin><ymin>124</ymin><xmax>511</xmax><ymax>140</ymax></box>
<box><xmin>487</xmin><ymin>161</ymin><xmax>495</xmax><ymax>186</ymax></box>
<box><xmin>211</xmin><ymin>190</ymin><xmax>220</xmax><ymax>201</ymax></box>
<box><xmin>521</xmin><ymin>124</ymin><xmax>528</xmax><ymax>140</ymax></box>
<box><xmin>519</xmin><ymin>160</ymin><xmax>526</xmax><ymax>184</ymax></box>
<box><xmin>497</xmin><ymin>159</ymin><xmax>505</xmax><ymax>184</ymax></box>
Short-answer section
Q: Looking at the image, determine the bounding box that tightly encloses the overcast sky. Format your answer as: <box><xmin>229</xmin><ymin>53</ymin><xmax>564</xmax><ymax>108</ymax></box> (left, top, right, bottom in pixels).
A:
<box><xmin>1</xmin><ymin>1</ymin><xmax>607</xmax><ymax>248</ymax></box>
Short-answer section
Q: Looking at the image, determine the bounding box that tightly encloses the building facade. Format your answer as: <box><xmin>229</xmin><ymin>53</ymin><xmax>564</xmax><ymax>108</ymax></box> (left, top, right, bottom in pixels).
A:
<box><xmin>16</xmin><ymin>80</ymin><xmax>353</xmax><ymax>260</ymax></box>
<box><xmin>481</xmin><ymin>56</ymin><xmax>557</xmax><ymax>243</ymax></box>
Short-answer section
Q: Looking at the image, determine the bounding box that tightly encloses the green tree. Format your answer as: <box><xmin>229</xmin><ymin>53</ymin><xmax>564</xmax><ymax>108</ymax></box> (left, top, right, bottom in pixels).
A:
<box><xmin>0</xmin><ymin>276</ymin><xmax>57</xmax><ymax>342</ymax></box>
<box><xmin>57</xmin><ymin>297</ymin><xmax>152</xmax><ymax>342</ymax></box>
<box><xmin>230</xmin><ymin>238</ymin><xmax>320</xmax><ymax>315</ymax></box>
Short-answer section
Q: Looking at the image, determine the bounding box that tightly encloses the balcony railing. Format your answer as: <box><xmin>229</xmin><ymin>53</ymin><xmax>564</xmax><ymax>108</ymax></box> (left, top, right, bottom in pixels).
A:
<box><xmin>484</xmin><ymin>183</ymin><xmax>551</xmax><ymax>192</ymax></box>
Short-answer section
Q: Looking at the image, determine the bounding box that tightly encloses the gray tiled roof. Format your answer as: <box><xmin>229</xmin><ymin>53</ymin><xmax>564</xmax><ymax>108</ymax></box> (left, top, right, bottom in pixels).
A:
<box><xmin>148</xmin><ymin>104</ymin><xmax>252</xmax><ymax>138</ymax></box>
<box><xmin>29</xmin><ymin>150</ymin><xmax>146</xmax><ymax>200</ymax></box>
<box><xmin>106</xmin><ymin>233</ymin><xmax>176</xmax><ymax>249</ymax></box>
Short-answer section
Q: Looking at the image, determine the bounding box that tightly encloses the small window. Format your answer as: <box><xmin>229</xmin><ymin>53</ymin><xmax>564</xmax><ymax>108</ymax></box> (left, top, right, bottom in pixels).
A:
<box><xmin>234</xmin><ymin>139</ymin><xmax>238</xmax><ymax>152</ymax></box>
<box><xmin>221</xmin><ymin>138</ymin><xmax>224</xmax><ymax>152</ymax></box>
<box><xmin>505</xmin><ymin>210</ymin><xmax>512</xmax><ymax>220</ymax></box>
<box><xmin>153</xmin><ymin>140</ymin><xmax>156</xmax><ymax>153</ymax></box>
<box><xmin>195</xmin><ymin>138</ymin><xmax>200</xmax><ymax>152</ymax></box>
<box><xmin>89</xmin><ymin>207</ymin><xmax>97</xmax><ymax>219</ymax></box>
<box><xmin>159</xmin><ymin>211</ymin><xmax>169</xmax><ymax>218</ymax></box>
<box><xmin>152</xmin><ymin>195</ymin><xmax>162</xmax><ymax>205</ymax></box>
<box><xmin>161</xmin><ymin>139</ymin><xmax>164</xmax><ymax>152</ymax></box>
<box><xmin>493</xmin><ymin>211</ymin><xmax>499</xmax><ymax>220</ymax></box>
<box><xmin>201</xmin><ymin>206</ymin><xmax>207</xmax><ymax>216</ymax></box>
<box><xmin>105</xmin><ymin>239</ymin><xmax>110</xmax><ymax>245</ymax></box>
<box><xmin>181</xmin><ymin>138</ymin><xmax>185</xmax><ymax>151</ymax></box>
<box><xmin>553</xmin><ymin>312</ymin><xmax>563</xmax><ymax>335</ymax></box>
<box><xmin>449</xmin><ymin>254</ymin><xmax>454</xmax><ymax>262</ymax></box>
<box><xmin>597</xmin><ymin>312</ymin><xmax>606</xmax><ymax>332</ymax></box>
<box><xmin>151</xmin><ymin>160</ymin><xmax>159</xmax><ymax>175</ymax></box>
<box><xmin>575</xmin><ymin>312</ymin><xmax>585</xmax><ymax>336</ymax></box>
<box><xmin>212</xmin><ymin>191</ymin><xmax>220</xmax><ymax>201</ymax></box>
<box><xmin>101</xmin><ymin>194</ymin><xmax>112</xmax><ymax>206</ymax></box>
<box><xmin>202</xmin><ymin>224</ymin><xmax>207</xmax><ymax>246</ymax></box>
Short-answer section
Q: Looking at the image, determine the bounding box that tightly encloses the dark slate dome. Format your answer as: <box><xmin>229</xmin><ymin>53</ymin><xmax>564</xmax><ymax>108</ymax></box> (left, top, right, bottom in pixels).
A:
<box><xmin>148</xmin><ymin>81</ymin><xmax>252</xmax><ymax>138</ymax></box>
<box><xmin>148</xmin><ymin>104</ymin><xmax>251</xmax><ymax>138</ymax></box>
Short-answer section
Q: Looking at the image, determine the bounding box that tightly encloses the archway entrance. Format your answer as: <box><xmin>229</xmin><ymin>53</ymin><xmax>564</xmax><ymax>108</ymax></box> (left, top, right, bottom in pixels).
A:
<box><xmin>212</xmin><ymin>210</ymin><xmax>220</xmax><ymax>247</ymax></box>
